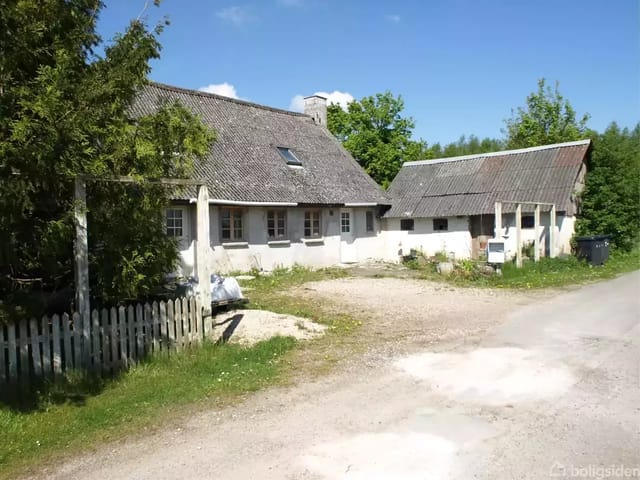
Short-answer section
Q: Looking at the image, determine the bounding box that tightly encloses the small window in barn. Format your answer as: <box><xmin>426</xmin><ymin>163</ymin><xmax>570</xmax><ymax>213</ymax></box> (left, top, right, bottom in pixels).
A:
<box><xmin>521</xmin><ymin>215</ymin><xmax>535</xmax><ymax>229</ymax></box>
<box><xmin>277</xmin><ymin>147</ymin><xmax>302</xmax><ymax>166</ymax></box>
<box><xmin>366</xmin><ymin>211</ymin><xmax>375</xmax><ymax>232</ymax></box>
<box><xmin>267</xmin><ymin>210</ymin><xmax>287</xmax><ymax>240</ymax></box>
<box><xmin>400</xmin><ymin>219</ymin><xmax>414</xmax><ymax>231</ymax></box>
<box><xmin>166</xmin><ymin>209</ymin><xmax>184</xmax><ymax>237</ymax></box>
<box><xmin>433</xmin><ymin>218</ymin><xmax>448</xmax><ymax>231</ymax></box>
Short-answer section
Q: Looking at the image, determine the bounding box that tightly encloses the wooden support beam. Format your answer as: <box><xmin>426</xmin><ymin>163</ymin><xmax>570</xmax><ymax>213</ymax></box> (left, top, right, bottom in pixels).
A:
<box><xmin>550</xmin><ymin>204</ymin><xmax>557</xmax><ymax>258</ymax></box>
<box><xmin>78</xmin><ymin>175</ymin><xmax>207</xmax><ymax>186</ymax></box>
<box><xmin>515</xmin><ymin>203</ymin><xmax>522</xmax><ymax>268</ymax></box>
<box><xmin>196</xmin><ymin>185</ymin><xmax>212</xmax><ymax>317</ymax></box>
<box><xmin>534</xmin><ymin>204</ymin><xmax>541</xmax><ymax>262</ymax></box>
<box><xmin>74</xmin><ymin>177</ymin><xmax>91</xmax><ymax>364</ymax></box>
<box><xmin>494</xmin><ymin>202</ymin><xmax>502</xmax><ymax>238</ymax></box>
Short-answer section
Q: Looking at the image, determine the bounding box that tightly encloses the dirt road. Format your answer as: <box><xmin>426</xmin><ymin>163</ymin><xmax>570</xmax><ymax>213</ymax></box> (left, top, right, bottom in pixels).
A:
<box><xmin>39</xmin><ymin>274</ymin><xmax>640</xmax><ymax>479</ymax></box>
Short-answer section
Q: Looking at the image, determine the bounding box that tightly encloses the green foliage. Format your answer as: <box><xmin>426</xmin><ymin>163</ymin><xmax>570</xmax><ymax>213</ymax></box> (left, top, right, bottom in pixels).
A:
<box><xmin>327</xmin><ymin>92</ymin><xmax>427</xmax><ymax>187</ymax></box>
<box><xmin>0</xmin><ymin>337</ymin><xmax>296</xmax><ymax>478</ymax></box>
<box><xmin>576</xmin><ymin>123</ymin><xmax>640</xmax><ymax>251</ymax></box>
<box><xmin>504</xmin><ymin>78</ymin><xmax>590</xmax><ymax>148</ymax></box>
<box><xmin>0</xmin><ymin>1</ymin><xmax>215</xmax><ymax>307</ymax></box>
<box><xmin>430</xmin><ymin>134</ymin><xmax>504</xmax><ymax>158</ymax></box>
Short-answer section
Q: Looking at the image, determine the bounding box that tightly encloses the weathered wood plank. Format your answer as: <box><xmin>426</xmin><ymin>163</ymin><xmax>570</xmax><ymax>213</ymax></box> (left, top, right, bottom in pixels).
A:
<box><xmin>143</xmin><ymin>303</ymin><xmax>152</xmax><ymax>356</ymax></box>
<box><xmin>151</xmin><ymin>301</ymin><xmax>160</xmax><ymax>354</ymax></box>
<box><xmin>159</xmin><ymin>301</ymin><xmax>167</xmax><ymax>354</ymax></box>
<box><xmin>61</xmin><ymin>313</ymin><xmax>72</xmax><ymax>371</ymax></box>
<box><xmin>19</xmin><ymin>319</ymin><xmax>30</xmax><ymax>380</ymax></box>
<box><xmin>110</xmin><ymin>307</ymin><xmax>119</xmax><ymax>370</ymax></box>
<box><xmin>182</xmin><ymin>297</ymin><xmax>190</xmax><ymax>347</ymax></box>
<box><xmin>135</xmin><ymin>303</ymin><xmax>144</xmax><ymax>360</ymax></box>
<box><xmin>30</xmin><ymin>318</ymin><xmax>42</xmax><ymax>377</ymax></box>
<box><xmin>91</xmin><ymin>309</ymin><xmax>100</xmax><ymax>370</ymax></box>
<box><xmin>119</xmin><ymin>306</ymin><xmax>127</xmax><ymax>368</ymax></box>
<box><xmin>41</xmin><ymin>316</ymin><xmax>51</xmax><ymax>378</ymax></box>
<box><xmin>7</xmin><ymin>323</ymin><xmax>17</xmax><ymax>382</ymax></box>
<box><xmin>101</xmin><ymin>308</ymin><xmax>110</xmax><ymax>373</ymax></box>
<box><xmin>127</xmin><ymin>305</ymin><xmax>135</xmax><ymax>362</ymax></box>
<box><xmin>167</xmin><ymin>299</ymin><xmax>175</xmax><ymax>353</ymax></box>
<box><xmin>51</xmin><ymin>315</ymin><xmax>62</xmax><ymax>377</ymax></box>
<box><xmin>174</xmin><ymin>299</ymin><xmax>183</xmax><ymax>350</ymax></box>
<box><xmin>72</xmin><ymin>312</ymin><xmax>82</xmax><ymax>370</ymax></box>
<box><xmin>0</xmin><ymin>324</ymin><xmax>7</xmax><ymax>383</ymax></box>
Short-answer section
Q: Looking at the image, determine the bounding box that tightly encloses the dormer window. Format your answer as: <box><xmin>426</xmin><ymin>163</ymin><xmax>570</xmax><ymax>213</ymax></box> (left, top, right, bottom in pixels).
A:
<box><xmin>277</xmin><ymin>147</ymin><xmax>302</xmax><ymax>166</ymax></box>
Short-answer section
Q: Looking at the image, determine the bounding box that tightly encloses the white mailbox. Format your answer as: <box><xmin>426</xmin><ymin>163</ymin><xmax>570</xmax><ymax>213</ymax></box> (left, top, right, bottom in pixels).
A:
<box><xmin>487</xmin><ymin>239</ymin><xmax>505</xmax><ymax>264</ymax></box>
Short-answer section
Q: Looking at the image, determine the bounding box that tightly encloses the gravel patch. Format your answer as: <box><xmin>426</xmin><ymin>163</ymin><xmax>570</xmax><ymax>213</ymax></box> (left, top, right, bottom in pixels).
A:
<box><xmin>210</xmin><ymin>309</ymin><xmax>327</xmax><ymax>346</ymax></box>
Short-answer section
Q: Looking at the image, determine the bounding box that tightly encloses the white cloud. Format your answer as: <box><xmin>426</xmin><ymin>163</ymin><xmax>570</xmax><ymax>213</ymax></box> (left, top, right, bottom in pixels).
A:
<box><xmin>385</xmin><ymin>14</ymin><xmax>401</xmax><ymax>23</ymax></box>
<box><xmin>289</xmin><ymin>90</ymin><xmax>355</xmax><ymax>112</ymax></box>
<box><xmin>216</xmin><ymin>6</ymin><xmax>256</xmax><ymax>26</ymax></box>
<box><xmin>198</xmin><ymin>82</ymin><xmax>242</xmax><ymax>100</ymax></box>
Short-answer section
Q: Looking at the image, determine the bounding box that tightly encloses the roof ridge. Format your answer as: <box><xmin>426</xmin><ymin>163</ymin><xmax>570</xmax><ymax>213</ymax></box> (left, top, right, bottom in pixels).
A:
<box><xmin>404</xmin><ymin>139</ymin><xmax>592</xmax><ymax>167</ymax></box>
<box><xmin>148</xmin><ymin>81</ymin><xmax>310</xmax><ymax>118</ymax></box>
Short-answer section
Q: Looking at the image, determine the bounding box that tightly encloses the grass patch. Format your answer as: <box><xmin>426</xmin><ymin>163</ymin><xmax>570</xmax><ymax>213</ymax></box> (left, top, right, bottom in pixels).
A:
<box><xmin>412</xmin><ymin>248</ymin><xmax>640</xmax><ymax>289</ymax></box>
<box><xmin>0</xmin><ymin>336</ymin><xmax>296</xmax><ymax>479</ymax></box>
<box><xmin>241</xmin><ymin>265</ymin><xmax>358</xmax><ymax>334</ymax></box>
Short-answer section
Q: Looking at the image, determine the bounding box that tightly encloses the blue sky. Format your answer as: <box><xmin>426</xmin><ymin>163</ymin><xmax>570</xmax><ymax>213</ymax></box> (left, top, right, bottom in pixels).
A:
<box><xmin>97</xmin><ymin>0</ymin><xmax>639</xmax><ymax>145</ymax></box>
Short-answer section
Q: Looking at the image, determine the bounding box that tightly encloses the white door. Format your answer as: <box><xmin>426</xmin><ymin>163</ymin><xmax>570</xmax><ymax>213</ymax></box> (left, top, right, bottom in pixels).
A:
<box><xmin>340</xmin><ymin>209</ymin><xmax>358</xmax><ymax>263</ymax></box>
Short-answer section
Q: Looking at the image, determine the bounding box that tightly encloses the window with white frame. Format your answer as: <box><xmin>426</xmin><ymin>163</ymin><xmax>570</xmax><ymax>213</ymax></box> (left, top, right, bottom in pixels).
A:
<box><xmin>267</xmin><ymin>210</ymin><xmax>287</xmax><ymax>240</ymax></box>
<box><xmin>341</xmin><ymin>212</ymin><xmax>351</xmax><ymax>233</ymax></box>
<box><xmin>304</xmin><ymin>210</ymin><xmax>321</xmax><ymax>238</ymax></box>
<box><xmin>220</xmin><ymin>208</ymin><xmax>244</xmax><ymax>241</ymax></box>
<box><xmin>366</xmin><ymin>211</ymin><xmax>375</xmax><ymax>232</ymax></box>
<box><xmin>166</xmin><ymin>208</ymin><xmax>184</xmax><ymax>237</ymax></box>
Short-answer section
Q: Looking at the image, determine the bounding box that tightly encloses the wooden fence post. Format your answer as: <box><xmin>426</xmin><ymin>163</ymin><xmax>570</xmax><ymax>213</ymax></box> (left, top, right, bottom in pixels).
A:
<box><xmin>74</xmin><ymin>177</ymin><xmax>91</xmax><ymax>366</ymax></box>
<box><xmin>196</xmin><ymin>185</ymin><xmax>212</xmax><ymax>317</ymax></box>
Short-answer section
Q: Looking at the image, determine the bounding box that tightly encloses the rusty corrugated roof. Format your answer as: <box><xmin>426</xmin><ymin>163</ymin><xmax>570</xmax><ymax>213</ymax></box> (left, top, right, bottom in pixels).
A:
<box><xmin>385</xmin><ymin>140</ymin><xmax>590</xmax><ymax>218</ymax></box>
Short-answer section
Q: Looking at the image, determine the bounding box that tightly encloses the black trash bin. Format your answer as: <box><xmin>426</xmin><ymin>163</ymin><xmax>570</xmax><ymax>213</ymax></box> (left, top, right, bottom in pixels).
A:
<box><xmin>575</xmin><ymin>235</ymin><xmax>611</xmax><ymax>265</ymax></box>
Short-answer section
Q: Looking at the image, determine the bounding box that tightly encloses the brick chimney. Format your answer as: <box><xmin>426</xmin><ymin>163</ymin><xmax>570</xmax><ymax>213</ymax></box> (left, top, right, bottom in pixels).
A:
<box><xmin>303</xmin><ymin>94</ymin><xmax>327</xmax><ymax>127</ymax></box>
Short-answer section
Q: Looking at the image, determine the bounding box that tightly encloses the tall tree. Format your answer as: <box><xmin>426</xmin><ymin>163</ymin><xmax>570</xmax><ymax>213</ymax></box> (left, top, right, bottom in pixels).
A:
<box><xmin>575</xmin><ymin>123</ymin><xmax>640</xmax><ymax>251</ymax></box>
<box><xmin>0</xmin><ymin>1</ymin><xmax>215</xmax><ymax>313</ymax></box>
<box><xmin>327</xmin><ymin>92</ymin><xmax>426</xmax><ymax>187</ymax></box>
<box><xmin>504</xmin><ymin>79</ymin><xmax>590</xmax><ymax>148</ymax></box>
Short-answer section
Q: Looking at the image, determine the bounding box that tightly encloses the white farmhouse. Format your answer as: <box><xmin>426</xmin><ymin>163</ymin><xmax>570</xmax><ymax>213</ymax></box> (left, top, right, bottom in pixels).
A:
<box><xmin>133</xmin><ymin>83</ymin><xmax>390</xmax><ymax>274</ymax></box>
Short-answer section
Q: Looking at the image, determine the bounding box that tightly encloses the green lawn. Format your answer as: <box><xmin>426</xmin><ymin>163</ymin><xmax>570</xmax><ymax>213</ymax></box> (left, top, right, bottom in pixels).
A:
<box><xmin>409</xmin><ymin>248</ymin><xmax>640</xmax><ymax>289</ymax></box>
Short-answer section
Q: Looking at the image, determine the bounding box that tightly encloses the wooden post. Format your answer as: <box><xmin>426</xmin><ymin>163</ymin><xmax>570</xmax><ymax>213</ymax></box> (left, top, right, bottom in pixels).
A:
<box><xmin>534</xmin><ymin>204</ymin><xmax>541</xmax><ymax>262</ymax></box>
<box><xmin>549</xmin><ymin>204</ymin><xmax>557</xmax><ymax>258</ymax></box>
<box><xmin>196</xmin><ymin>185</ymin><xmax>212</xmax><ymax>317</ymax></box>
<box><xmin>515</xmin><ymin>203</ymin><xmax>522</xmax><ymax>268</ymax></box>
<box><xmin>494</xmin><ymin>202</ymin><xmax>502</xmax><ymax>238</ymax></box>
<box><xmin>74</xmin><ymin>177</ymin><xmax>91</xmax><ymax>365</ymax></box>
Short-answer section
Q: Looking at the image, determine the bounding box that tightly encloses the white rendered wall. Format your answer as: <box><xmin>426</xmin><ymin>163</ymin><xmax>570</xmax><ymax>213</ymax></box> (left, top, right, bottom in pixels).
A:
<box><xmin>381</xmin><ymin>217</ymin><xmax>473</xmax><ymax>261</ymax></box>
<box><xmin>176</xmin><ymin>206</ymin><xmax>385</xmax><ymax>274</ymax></box>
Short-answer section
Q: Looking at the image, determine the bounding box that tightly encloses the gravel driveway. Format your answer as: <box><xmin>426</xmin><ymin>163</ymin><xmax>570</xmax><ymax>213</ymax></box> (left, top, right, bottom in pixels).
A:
<box><xmin>38</xmin><ymin>274</ymin><xmax>640</xmax><ymax>480</ymax></box>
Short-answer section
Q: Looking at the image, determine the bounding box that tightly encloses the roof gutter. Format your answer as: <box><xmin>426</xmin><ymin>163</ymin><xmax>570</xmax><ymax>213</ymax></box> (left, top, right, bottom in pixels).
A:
<box><xmin>344</xmin><ymin>202</ymin><xmax>379</xmax><ymax>207</ymax></box>
<box><xmin>188</xmin><ymin>198</ymin><xmax>298</xmax><ymax>207</ymax></box>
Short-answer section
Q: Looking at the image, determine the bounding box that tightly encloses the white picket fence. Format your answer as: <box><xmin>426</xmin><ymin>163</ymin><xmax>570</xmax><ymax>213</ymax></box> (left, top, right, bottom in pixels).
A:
<box><xmin>0</xmin><ymin>296</ymin><xmax>216</xmax><ymax>385</ymax></box>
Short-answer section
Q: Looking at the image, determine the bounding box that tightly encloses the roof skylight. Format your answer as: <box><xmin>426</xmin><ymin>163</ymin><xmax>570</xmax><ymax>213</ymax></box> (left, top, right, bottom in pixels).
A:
<box><xmin>277</xmin><ymin>147</ymin><xmax>302</xmax><ymax>166</ymax></box>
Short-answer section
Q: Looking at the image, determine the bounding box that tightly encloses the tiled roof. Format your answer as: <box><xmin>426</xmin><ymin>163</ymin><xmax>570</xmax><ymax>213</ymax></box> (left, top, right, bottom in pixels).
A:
<box><xmin>385</xmin><ymin>140</ymin><xmax>590</xmax><ymax>218</ymax></box>
<box><xmin>131</xmin><ymin>83</ymin><xmax>389</xmax><ymax>205</ymax></box>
